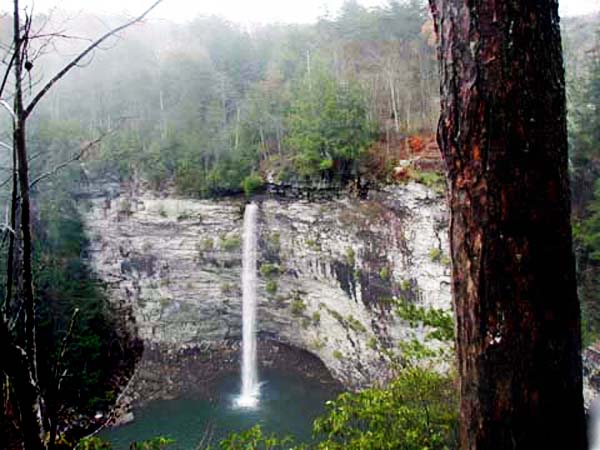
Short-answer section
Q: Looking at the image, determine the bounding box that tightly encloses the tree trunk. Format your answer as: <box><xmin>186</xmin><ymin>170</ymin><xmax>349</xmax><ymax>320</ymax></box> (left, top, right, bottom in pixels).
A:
<box><xmin>388</xmin><ymin>74</ymin><xmax>399</xmax><ymax>133</ymax></box>
<box><xmin>12</xmin><ymin>1</ymin><xmax>45</xmax><ymax>447</ymax></box>
<box><xmin>428</xmin><ymin>1</ymin><xmax>587</xmax><ymax>448</ymax></box>
<box><xmin>1</xmin><ymin>319</ymin><xmax>44</xmax><ymax>450</ymax></box>
<box><xmin>5</xmin><ymin>145</ymin><xmax>18</xmax><ymax>314</ymax></box>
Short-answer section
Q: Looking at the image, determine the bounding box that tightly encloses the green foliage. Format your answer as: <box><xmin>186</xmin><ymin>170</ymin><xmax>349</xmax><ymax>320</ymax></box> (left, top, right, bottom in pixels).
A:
<box><xmin>332</xmin><ymin>350</ymin><xmax>344</xmax><ymax>360</ymax></box>
<box><xmin>77</xmin><ymin>436</ymin><xmax>175</xmax><ymax>450</ymax></box>
<box><xmin>345</xmin><ymin>247</ymin><xmax>356</xmax><ymax>266</ymax></box>
<box><xmin>291</xmin><ymin>297</ymin><xmax>307</xmax><ymax>316</ymax></box>
<box><xmin>568</xmin><ymin>30</ymin><xmax>600</xmax><ymax>344</ymax></box>
<box><xmin>220</xmin><ymin>235</ymin><xmax>241</xmax><ymax>251</ymax></box>
<box><xmin>259</xmin><ymin>263</ymin><xmax>282</xmax><ymax>278</ymax></box>
<box><xmin>401</xmin><ymin>279</ymin><xmax>412</xmax><ymax>291</ymax></box>
<box><xmin>312</xmin><ymin>311</ymin><xmax>321</xmax><ymax>324</ymax></box>
<box><xmin>367</xmin><ymin>336</ymin><xmax>378</xmax><ymax>350</ymax></box>
<box><xmin>33</xmin><ymin>188</ymin><xmax>132</xmax><ymax>415</ymax></box>
<box><xmin>569</xmin><ymin>30</ymin><xmax>600</xmax><ymax>165</ymax></box>
<box><xmin>346</xmin><ymin>315</ymin><xmax>367</xmax><ymax>334</ymax></box>
<box><xmin>579</xmin><ymin>181</ymin><xmax>600</xmax><ymax>262</ymax></box>
<box><xmin>285</xmin><ymin>66</ymin><xmax>378</xmax><ymax>180</ymax></box>
<box><xmin>379</xmin><ymin>266</ymin><xmax>390</xmax><ymax>281</ymax></box>
<box><xmin>242</xmin><ymin>173</ymin><xmax>265</xmax><ymax>197</ymax></box>
<box><xmin>429</xmin><ymin>247</ymin><xmax>442</xmax><ymax>263</ymax></box>
<box><xmin>77</xmin><ymin>437</ymin><xmax>111</xmax><ymax>450</ymax></box>
<box><xmin>326</xmin><ymin>308</ymin><xmax>344</xmax><ymax>325</ymax></box>
<box><xmin>312</xmin><ymin>367</ymin><xmax>458</xmax><ymax>450</ymax></box>
<box><xmin>395</xmin><ymin>302</ymin><xmax>454</xmax><ymax>343</ymax></box>
<box><xmin>575</xmin><ymin>180</ymin><xmax>600</xmax><ymax>342</ymax></box>
<box><xmin>411</xmin><ymin>170</ymin><xmax>446</xmax><ymax>193</ymax></box>
<box><xmin>266</xmin><ymin>280</ymin><xmax>278</xmax><ymax>295</ymax></box>
<box><xmin>219</xmin><ymin>425</ymin><xmax>295</xmax><ymax>450</ymax></box>
<box><xmin>312</xmin><ymin>338</ymin><xmax>326</xmax><ymax>351</ymax></box>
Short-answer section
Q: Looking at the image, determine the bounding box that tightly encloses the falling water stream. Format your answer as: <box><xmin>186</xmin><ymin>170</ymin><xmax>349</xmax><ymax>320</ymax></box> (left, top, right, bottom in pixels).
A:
<box><xmin>236</xmin><ymin>202</ymin><xmax>260</xmax><ymax>408</ymax></box>
<box><xmin>101</xmin><ymin>201</ymin><xmax>340</xmax><ymax>448</ymax></box>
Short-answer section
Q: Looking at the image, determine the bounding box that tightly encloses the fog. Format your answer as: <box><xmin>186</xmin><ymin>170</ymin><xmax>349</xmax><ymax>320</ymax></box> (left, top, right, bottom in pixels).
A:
<box><xmin>1</xmin><ymin>0</ymin><xmax>598</xmax><ymax>25</ymax></box>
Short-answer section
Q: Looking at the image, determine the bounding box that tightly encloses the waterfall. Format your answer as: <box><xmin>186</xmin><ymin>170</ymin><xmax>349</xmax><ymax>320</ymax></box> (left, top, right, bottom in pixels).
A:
<box><xmin>236</xmin><ymin>202</ymin><xmax>260</xmax><ymax>408</ymax></box>
<box><xmin>591</xmin><ymin>397</ymin><xmax>600</xmax><ymax>450</ymax></box>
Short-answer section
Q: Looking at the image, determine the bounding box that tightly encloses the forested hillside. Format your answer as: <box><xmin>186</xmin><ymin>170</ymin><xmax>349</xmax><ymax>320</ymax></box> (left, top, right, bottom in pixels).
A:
<box><xmin>17</xmin><ymin>0</ymin><xmax>438</xmax><ymax>196</ymax></box>
<box><xmin>564</xmin><ymin>14</ymin><xmax>600</xmax><ymax>344</ymax></box>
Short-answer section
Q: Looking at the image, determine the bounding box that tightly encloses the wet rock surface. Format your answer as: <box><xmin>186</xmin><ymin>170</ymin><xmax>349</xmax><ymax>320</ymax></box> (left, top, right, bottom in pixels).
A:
<box><xmin>82</xmin><ymin>181</ymin><xmax>451</xmax><ymax>396</ymax></box>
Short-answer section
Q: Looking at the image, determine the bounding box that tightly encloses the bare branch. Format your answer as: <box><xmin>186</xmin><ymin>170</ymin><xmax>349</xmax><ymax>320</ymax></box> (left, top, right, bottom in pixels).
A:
<box><xmin>24</xmin><ymin>0</ymin><xmax>164</xmax><ymax>118</ymax></box>
<box><xmin>29</xmin><ymin>32</ymin><xmax>93</xmax><ymax>43</ymax></box>
<box><xmin>54</xmin><ymin>308</ymin><xmax>79</xmax><ymax>393</ymax></box>
<box><xmin>0</xmin><ymin>100</ymin><xmax>16</xmax><ymax>121</ymax></box>
<box><xmin>28</xmin><ymin>133</ymin><xmax>107</xmax><ymax>190</ymax></box>
<box><xmin>0</xmin><ymin>51</ymin><xmax>16</xmax><ymax>99</ymax></box>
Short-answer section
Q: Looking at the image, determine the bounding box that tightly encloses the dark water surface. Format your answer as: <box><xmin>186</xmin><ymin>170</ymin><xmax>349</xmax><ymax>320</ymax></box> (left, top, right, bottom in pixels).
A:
<box><xmin>100</xmin><ymin>370</ymin><xmax>337</xmax><ymax>449</ymax></box>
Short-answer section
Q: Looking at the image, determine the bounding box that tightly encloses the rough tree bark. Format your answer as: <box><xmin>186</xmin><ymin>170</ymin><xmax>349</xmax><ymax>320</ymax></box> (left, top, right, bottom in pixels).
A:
<box><xmin>428</xmin><ymin>1</ymin><xmax>587</xmax><ymax>448</ymax></box>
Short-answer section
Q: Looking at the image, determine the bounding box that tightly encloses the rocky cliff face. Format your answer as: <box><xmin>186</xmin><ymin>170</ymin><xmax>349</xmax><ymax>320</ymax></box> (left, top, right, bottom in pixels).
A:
<box><xmin>82</xmin><ymin>182</ymin><xmax>451</xmax><ymax>392</ymax></box>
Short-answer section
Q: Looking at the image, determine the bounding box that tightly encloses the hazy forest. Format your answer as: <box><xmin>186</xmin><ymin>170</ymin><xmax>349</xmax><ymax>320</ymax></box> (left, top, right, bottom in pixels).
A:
<box><xmin>0</xmin><ymin>0</ymin><xmax>599</xmax><ymax>449</ymax></box>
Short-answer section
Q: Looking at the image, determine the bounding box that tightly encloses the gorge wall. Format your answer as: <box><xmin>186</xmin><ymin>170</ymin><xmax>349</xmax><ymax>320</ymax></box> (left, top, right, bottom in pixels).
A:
<box><xmin>81</xmin><ymin>181</ymin><xmax>451</xmax><ymax>402</ymax></box>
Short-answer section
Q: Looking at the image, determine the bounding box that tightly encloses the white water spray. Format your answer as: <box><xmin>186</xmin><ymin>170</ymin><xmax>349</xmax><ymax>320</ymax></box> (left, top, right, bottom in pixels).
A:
<box><xmin>591</xmin><ymin>396</ymin><xmax>600</xmax><ymax>450</ymax></box>
<box><xmin>236</xmin><ymin>202</ymin><xmax>260</xmax><ymax>408</ymax></box>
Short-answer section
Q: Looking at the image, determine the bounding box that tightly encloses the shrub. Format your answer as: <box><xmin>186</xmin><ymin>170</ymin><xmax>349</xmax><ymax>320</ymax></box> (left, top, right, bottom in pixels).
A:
<box><xmin>242</xmin><ymin>173</ymin><xmax>264</xmax><ymax>197</ymax></box>
<box><xmin>412</xmin><ymin>170</ymin><xmax>446</xmax><ymax>193</ymax></box>
<box><xmin>429</xmin><ymin>247</ymin><xmax>442</xmax><ymax>262</ymax></box>
<box><xmin>367</xmin><ymin>336</ymin><xmax>378</xmax><ymax>350</ymax></box>
<box><xmin>312</xmin><ymin>311</ymin><xmax>321</xmax><ymax>324</ymax></box>
<box><xmin>346</xmin><ymin>315</ymin><xmax>367</xmax><ymax>333</ymax></box>
<box><xmin>260</xmin><ymin>263</ymin><xmax>281</xmax><ymax>278</ymax></box>
<box><xmin>266</xmin><ymin>280</ymin><xmax>278</xmax><ymax>295</ymax></box>
<box><xmin>379</xmin><ymin>266</ymin><xmax>390</xmax><ymax>281</ymax></box>
<box><xmin>220</xmin><ymin>235</ymin><xmax>241</xmax><ymax>251</ymax></box>
<box><xmin>345</xmin><ymin>247</ymin><xmax>356</xmax><ymax>266</ymax></box>
<box><xmin>291</xmin><ymin>298</ymin><xmax>307</xmax><ymax>316</ymax></box>
<box><xmin>312</xmin><ymin>367</ymin><xmax>458</xmax><ymax>449</ymax></box>
<box><xmin>219</xmin><ymin>425</ymin><xmax>293</xmax><ymax>450</ymax></box>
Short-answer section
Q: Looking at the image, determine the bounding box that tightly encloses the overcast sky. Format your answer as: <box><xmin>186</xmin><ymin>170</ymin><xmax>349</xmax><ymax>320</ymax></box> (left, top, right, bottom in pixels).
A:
<box><xmin>8</xmin><ymin>0</ymin><xmax>600</xmax><ymax>24</ymax></box>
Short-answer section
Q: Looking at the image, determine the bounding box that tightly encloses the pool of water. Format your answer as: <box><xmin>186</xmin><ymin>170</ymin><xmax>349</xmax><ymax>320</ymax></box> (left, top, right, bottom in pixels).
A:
<box><xmin>100</xmin><ymin>370</ymin><xmax>338</xmax><ymax>449</ymax></box>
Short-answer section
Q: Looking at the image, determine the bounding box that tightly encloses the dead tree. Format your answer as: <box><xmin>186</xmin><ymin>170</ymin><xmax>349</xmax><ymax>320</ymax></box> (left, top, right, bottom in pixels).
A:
<box><xmin>1</xmin><ymin>1</ymin><xmax>163</xmax><ymax>448</ymax></box>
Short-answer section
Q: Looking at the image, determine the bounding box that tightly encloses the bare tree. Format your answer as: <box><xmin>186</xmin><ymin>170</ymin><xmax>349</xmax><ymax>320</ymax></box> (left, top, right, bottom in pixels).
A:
<box><xmin>1</xmin><ymin>1</ymin><xmax>163</xmax><ymax>448</ymax></box>
<box><xmin>428</xmin><ymin>0</ymin><xmax>587</xmax><ymax>448</ymax></box>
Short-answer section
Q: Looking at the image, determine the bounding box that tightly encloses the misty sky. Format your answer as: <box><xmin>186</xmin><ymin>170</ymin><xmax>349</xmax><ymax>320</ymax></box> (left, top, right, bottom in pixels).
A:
<box><xmin>9</xmin><ymin>0</ymin><xmax>600</xmax><ymax>24</ymax></box>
